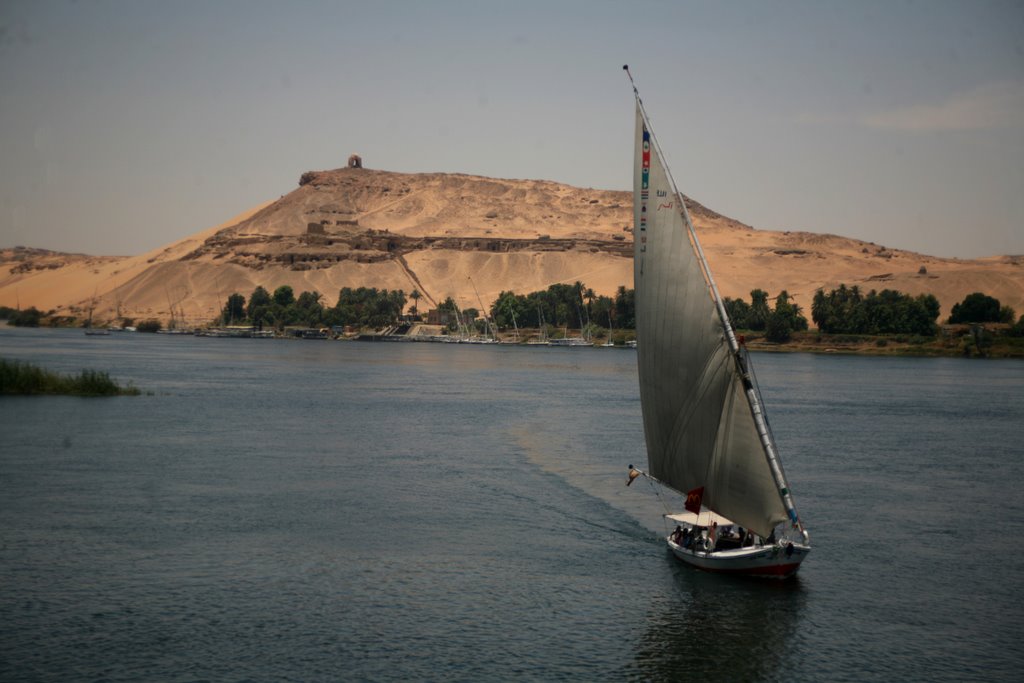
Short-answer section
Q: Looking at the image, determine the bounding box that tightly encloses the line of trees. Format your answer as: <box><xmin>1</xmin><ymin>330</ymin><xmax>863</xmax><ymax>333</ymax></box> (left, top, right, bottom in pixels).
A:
<box><xmin>489</xmin><ymin>282</ymin><xmax>636</xmax><ymax>331</ymax></box>
<box><xmin>219</xmin><ymin>286</ymin><xmax>406</xmax><ymax>329</ymax></box>
<box><xmin>723</xmin><ymin>289</ymin><xmax>809</xmax><ymax>343</ymax></box>
<box><xmin>811</xmin><ymin>285</ymin><xmax>941</xmax><ymax>336</ymax></box>
<box><xmin>0</xmin><ymin>306</ymin><xmax>43</xmax><ymax>327</ymax></box>
<box><xmin>205</xmin><ymin>283</ymin><xmax>1021</xmax><ymax>340</ymax></box>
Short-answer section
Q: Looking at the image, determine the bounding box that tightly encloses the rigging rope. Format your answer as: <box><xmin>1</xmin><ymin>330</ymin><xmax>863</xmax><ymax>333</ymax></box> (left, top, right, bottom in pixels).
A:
<box><xmin>643</xmin><ymin>475</ymin><xmax>676</xmax><ymax>537</ymax></box>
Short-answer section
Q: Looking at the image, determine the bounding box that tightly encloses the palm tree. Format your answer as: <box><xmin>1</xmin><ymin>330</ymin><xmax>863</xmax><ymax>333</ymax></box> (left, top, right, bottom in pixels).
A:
<box><xmin>410</xmin><ymin>289</ymin><xmax>421</xmax><ymax>317</ymax></box>
<box><xmin>583</xmin><ymin>287</ymin><xmax>596</xmax><ymax>322</ymax></box>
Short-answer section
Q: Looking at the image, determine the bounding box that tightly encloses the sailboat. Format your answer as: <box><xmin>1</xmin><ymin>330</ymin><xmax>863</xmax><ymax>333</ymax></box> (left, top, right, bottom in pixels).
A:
<box><xmin>548</xmin><ymin>302</ymin><xmax>591</xmax><ymax>346</ymax></box>
<box><xmin>84</xmin><ymin>291</ymin><xmax>110</xmax><ymax>336</ymax></box>
<box><xmin>624</xmin><ymin>66</ymin><xmax>810</xmax><ymax>578</ymax></box>
<box><xmin>601</xmin><ymin>312</ymin><xmax>615</xmax><ymax>347</ymax></box>
<box><xmin>526</xmin><ymin>306</ymin><xmax>549</xmax><ymax>345</ymax></box>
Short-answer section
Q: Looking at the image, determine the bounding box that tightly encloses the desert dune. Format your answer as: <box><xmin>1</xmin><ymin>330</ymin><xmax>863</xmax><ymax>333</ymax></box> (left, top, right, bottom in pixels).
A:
<box><xmin>1</xmin><ymin>167</ymin><xmax>1021</xmax><ymax>327</ymax></box>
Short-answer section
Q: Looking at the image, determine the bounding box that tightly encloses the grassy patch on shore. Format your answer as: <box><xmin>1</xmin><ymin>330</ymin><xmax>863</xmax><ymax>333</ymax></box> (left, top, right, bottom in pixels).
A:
<box><xmin>743</xmin><ymin>331</ymin><xmax>1024</xmax><ymax>358</ymax></box>
<box><xmin>0</xmin><ymin>358</ymin><xmax>141</xmax><ymax>396</ymax></box>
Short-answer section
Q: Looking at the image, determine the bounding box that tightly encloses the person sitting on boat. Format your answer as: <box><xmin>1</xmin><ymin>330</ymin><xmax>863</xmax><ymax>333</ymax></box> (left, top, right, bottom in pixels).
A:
<box><xmin>708</xmin><ymin>522</ymin><xmax>719</xmax><ymax>551</ymax></box>
<box><xmin>681</xmin><ymin>527</ymin><xmax>693</xmax><ymax>549</ymax></box>
<box><xmin>698</xmin><ymin>527</ymin><xmax>711</xmax><ymax>552</ymax></box>
<box><xmin>670</xmin><ymin>525</ymin><xmax>683</xmax><ymax>544</ymax></box>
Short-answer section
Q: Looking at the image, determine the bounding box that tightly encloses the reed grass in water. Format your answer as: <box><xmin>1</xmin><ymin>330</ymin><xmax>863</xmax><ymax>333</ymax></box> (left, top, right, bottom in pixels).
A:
<box><xmin>0</xmin><ymin>358</ymin><xmax>141</xmax><ymax>396</ymax></box>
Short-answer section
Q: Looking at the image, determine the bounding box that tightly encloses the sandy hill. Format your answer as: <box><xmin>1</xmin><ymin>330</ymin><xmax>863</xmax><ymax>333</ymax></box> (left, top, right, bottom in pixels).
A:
<box><xmin>1</xmin><ymin>166</ymin><xmax>1021</xmax><ymax>327</ymax></box>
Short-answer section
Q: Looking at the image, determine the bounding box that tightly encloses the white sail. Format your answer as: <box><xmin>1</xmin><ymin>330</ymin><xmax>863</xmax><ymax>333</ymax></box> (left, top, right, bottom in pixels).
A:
<box><xmin>633</xmin><ymin>103</ymin><xmax>788</xmax><ymax>538</ymax></box>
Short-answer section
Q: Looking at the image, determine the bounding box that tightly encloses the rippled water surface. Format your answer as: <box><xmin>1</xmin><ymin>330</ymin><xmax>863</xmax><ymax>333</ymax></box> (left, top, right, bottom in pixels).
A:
<box><xmin>2</xmin><ymin>327</ymin><xmax>1022</xmax><ymax>681</ymax></box>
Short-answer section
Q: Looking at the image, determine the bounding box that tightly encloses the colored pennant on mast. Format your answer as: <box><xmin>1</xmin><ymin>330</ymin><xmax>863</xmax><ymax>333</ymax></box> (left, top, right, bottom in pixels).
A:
<box><xmin>685</xmin><ymin>486</ymin><xmax>704</xmax><ymax>514</ymax></box>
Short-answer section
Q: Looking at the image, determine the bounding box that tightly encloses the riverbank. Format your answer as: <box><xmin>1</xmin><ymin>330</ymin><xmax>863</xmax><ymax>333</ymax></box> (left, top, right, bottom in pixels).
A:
<box><xmin>394</xmin><ymin>323</ymin><xmax>1024</xmax><ymax>358</ymax></box>
<box><xmin>743</xmin><ymin>329</ymin><xmax>1024</xmax><ymax>359</ymax></box>
<box><xmin>5</xmin><ymin>320</ymin><xmax>1022</xmax><ymax>358</ymax></box>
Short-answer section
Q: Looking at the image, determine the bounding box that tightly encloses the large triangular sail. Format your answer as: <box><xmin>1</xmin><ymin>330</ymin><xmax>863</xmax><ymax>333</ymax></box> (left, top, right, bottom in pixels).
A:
<box><xmin>631</xmin><ymin>92</ymin><xmax>803</xmax><ymax>539</ymax></box>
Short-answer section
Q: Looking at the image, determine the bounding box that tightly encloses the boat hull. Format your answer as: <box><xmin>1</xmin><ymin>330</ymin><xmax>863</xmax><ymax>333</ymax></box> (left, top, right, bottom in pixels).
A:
<box><xmin>667</xmin><ymin>538</ymin><xmax>809</xmax><ymax>578</ymax></box>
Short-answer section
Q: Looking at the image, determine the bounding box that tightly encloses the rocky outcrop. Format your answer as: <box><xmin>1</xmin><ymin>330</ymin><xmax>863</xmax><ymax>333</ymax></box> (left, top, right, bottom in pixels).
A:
<box><xmin>180</xmin><ymin>225</ymin><xmax>634</xmax><ymax>272</ymax></box>
<box><xmin>2</xmin><ymin>168</ymin><xmax>1022</xmax><ymax>326</ymax></box>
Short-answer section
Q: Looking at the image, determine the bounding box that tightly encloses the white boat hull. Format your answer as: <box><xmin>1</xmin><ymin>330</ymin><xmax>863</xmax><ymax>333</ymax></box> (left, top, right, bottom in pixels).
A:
<box><xmin>667</xmin><ymin>537</ymin><xmax>809</xmax><ymax>578</ymax></box>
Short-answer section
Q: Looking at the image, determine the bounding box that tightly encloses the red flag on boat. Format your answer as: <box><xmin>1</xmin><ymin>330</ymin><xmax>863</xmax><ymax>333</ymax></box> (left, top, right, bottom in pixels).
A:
<box><xmin>685</xmin><ymin>486</ymin><xmax>704</xmax><ymax>514</ymax></box>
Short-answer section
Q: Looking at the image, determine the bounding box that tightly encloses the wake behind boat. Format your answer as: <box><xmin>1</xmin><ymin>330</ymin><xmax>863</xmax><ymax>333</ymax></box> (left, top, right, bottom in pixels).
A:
<box><xmin>623</xmin><ymin>66</ymin><xmax>810</xmax><ymax>578</ymax></box>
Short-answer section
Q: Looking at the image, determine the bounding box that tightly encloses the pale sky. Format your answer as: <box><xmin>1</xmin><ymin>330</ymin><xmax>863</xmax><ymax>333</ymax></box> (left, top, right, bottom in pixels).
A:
<box><xmin>1</xmin><ymin>0</ymin><xmax>1022</xmax><ymax>258</ymax></box>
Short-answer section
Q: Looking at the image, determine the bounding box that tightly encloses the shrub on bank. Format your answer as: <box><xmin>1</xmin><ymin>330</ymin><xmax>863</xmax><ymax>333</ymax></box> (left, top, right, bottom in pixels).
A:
<box><xmin>0</xmin><ymin>359</ymin><xmax>140</xmax><ymax>396</ymax></box>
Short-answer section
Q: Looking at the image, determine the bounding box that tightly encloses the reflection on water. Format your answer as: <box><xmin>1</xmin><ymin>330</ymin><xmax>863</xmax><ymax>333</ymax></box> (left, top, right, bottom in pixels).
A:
<box><xmin>631</xmin><ymin>558</ymin><xmax>805</xmax><ymax>682</ymax></box>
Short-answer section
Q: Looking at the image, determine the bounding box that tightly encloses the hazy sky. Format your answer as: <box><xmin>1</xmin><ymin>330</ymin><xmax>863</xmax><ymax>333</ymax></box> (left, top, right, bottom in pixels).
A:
<box><xmin>1</xmin><ymin>0</ymin><xmax>1021</xmax><ymax>258</ymax></box>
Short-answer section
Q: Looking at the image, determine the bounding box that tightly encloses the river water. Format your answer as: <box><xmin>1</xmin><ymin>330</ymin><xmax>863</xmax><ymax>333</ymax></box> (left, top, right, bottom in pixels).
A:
<box><xmin>1</xmin><ymin>326</ymin><xmax>1022</xmax><ymax>681</ymax></box>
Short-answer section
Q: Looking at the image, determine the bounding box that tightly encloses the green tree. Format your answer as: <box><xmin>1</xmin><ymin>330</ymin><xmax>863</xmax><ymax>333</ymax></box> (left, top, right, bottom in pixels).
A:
<box><xmin>949</xmin><ymin>292</ymin><xmax>1003</xmax><ymax>323</ymax></box>
<box><xmin>1010</xmin><ymin>314</ymin><xmax>1024</xmax><ymax>337</ymax></box>
<box><xmin>294</xmin><ymin>291</ymin><xmax>325</xmax><ymax>327</ymax></box>
<box><xmin>813</xmin><ymin>284</ymin><xmax>865</xmax><ymax>334</ymax></box>
<box><xmin>811</xmin><ymin>289</ymin><xmax>832</xmax><ymax>332</ymax></box>
<box><xmin>614</xmin><ymin>286</ymin><xmax>635</xmax><ymax>329</ymax></box>
<box><xmin>388</xmin><ymin>290</ymin><xmax>407</xmax><ymax>321</ymax></box>
<box><xmin>273</xmin><ymin>285</ymin><xmax>295</xmax><ymax>308</ymax></box>
<box><xmin>765</xmin><ymin>312</ymin><xmax>793</xmax><ymax>343</ymax></box>
<box><xmin>8</xmin><ymin>307</ymin><xmax>42</xmax><ymax>327</ymax></box>
<box><xmin>748</xmin><ymin>289</ymin><xmax>771</xmax><ymax>331</ymax></box>
<box><xmin>222</xmin><ymin>293</ymin><xmax>246</xmax><ymax>325</ymax></box>
<box><xmin>332</xmin><ymin>287</ymin><xmax>405</xmax><ymax>328</ymax></box>
<box><xmin>247</xmin><ymin>286</ymin><xmax>272</xmax><ymax>322</ymax></box>
<box><xmin>764</xmin><ymin>291</ymin><xmax>807</xmax><ymax>343</ymax></box>
<box><xmin>555</xmin><ymin>302</ymin><xmax>572</xmax><ymax>328</ymax></box>
<box><xmin>723</xmin><ymin>297</ymin><xmax>752</xmax><ymax>329</ymax></box>
<box><xmin>491</xmin><ymin>290</ymin><xmax>523</xmax><ymax>329</ymax></box>
<box><xmin>914</xmin><ymin>294</ymin><xmax>941</xmax><ymax>335</ymax></box>
<box><xmin>590</xmin><ymin>295</ymin><xmax>615</xmax><ymax>330</ymax></box>
<box><xmin>812</xmin><ymin>284</ymin><xmax>937</xmax><ymax>335</ymax></box>
<box><xmin>485</xmin><ymin>285</ymin><xmax>636</xmax><ymax>333</ymax></box>
<box><xmin>583</xmin><ymin>287</ymin><xmax>596</xmax><ymax>322</ymax></box>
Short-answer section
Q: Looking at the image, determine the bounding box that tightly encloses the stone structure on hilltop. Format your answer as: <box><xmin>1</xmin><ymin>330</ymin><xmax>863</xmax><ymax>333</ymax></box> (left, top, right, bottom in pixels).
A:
<box><xmin>347</xmin><ymin>154</ymin><xmax>362</xmax><ymax>169</ymax></box>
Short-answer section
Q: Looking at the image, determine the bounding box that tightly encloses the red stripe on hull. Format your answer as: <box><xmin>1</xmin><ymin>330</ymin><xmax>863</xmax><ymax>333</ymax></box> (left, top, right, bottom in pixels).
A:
<box><xmin>668</xmin><ymin>542</ymin><xmax>808</xmax><ymax>579</ymax></box>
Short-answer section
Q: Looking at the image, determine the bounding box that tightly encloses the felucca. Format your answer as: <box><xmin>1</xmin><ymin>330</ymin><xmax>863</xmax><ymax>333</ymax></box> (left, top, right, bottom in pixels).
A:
<box><xmin>624</xmin><ymin>66</ymin><xmax>810</xmax><ymax>578</ymax></box>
